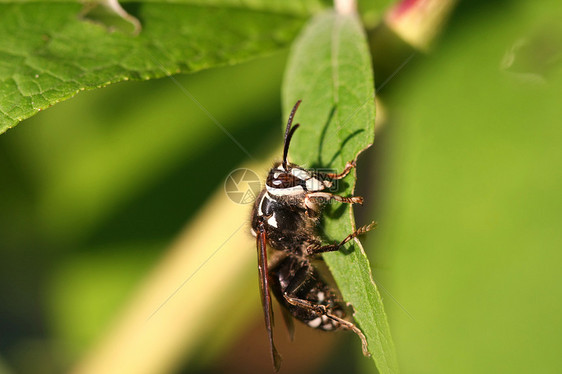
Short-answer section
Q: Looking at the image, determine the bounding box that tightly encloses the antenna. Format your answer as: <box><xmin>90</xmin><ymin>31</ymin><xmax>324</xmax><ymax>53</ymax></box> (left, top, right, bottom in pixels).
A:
<box><xmin>282</xmin><ymin>100</ymin><xmax>302</xmax><ymax>169</ymax></box>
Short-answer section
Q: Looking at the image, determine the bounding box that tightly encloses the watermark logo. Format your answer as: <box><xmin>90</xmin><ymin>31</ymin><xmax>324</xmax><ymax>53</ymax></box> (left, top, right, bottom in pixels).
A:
<box><xmin>225</xmin><ymin>168</ymin><xmax>261</xmax><ymax>204</ymax></box>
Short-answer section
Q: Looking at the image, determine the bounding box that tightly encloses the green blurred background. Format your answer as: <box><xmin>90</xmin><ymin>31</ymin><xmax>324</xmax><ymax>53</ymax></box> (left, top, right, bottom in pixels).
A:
<box><xmin>1</xmin><ymin>1</ymin><xmax>561</xmax><ymax>373</ymax></box>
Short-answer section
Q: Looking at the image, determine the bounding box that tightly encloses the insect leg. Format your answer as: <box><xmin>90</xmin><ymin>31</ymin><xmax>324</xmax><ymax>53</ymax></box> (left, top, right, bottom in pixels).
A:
<box><xmin>305</xmin><ymin>192</ymin><xmax>363</xmax><ymax>208</ymax></box>
<box><xmin>322</xmin><ymin>160</ymin><xmax>356</xmax><ymax>180</ymax></box>
<box><xmin>283</xmin><ymin>294</ymin><xmax>370</xmax><ymax>357</ymax></box>
<box><xmin>325</xmin><ymin>312</ymin><xmax>370</xmax><ymax>357</ymax></box>
<box><xmin>307</xmin><ymin>222</ymin><xmax>377</xmax><ymax>255</ymax></box>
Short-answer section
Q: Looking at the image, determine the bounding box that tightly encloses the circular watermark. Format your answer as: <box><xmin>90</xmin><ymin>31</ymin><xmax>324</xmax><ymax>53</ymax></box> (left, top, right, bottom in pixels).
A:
<box><xmin>225</xmin><ymin>168</ymin><xmax>261</xmax><ymax>204</ymax></box>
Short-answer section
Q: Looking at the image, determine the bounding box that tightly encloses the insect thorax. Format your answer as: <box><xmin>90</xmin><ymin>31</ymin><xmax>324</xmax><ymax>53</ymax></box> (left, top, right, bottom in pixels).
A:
<box><xmin>251</xmin><ymin>188</ymin><xmax>321</xmax><ymax>255</ymax></box>
<box><xmin>250</xmin><ymin>161</ymin><xmax>333</xmax><ymax>255</ymax></box>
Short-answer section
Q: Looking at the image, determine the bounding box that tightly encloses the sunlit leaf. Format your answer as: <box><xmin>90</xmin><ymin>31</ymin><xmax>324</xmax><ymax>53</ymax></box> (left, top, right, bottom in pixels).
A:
<box><xmin>283</xmin><ymin>11</ymin><xmax>399</xmax><ymax>374</ymax></box>
<box><xmin>0</xmin><ymin>1</ymin><xmax>324</xmax><ymax>133</ymax></box>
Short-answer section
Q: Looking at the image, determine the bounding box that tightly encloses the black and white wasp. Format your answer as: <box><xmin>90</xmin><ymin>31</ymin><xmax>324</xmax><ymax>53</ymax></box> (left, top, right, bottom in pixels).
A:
<box><xmin>251</xmin><ymin>100</ymin><xmax>375</xmax><ymax>371</ymax></box>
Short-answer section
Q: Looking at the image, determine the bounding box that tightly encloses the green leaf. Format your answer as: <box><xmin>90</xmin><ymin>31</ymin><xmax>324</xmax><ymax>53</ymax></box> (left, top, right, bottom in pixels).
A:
<box><xmin>282</xmin><ymin>11</ymin><xmax>399</xmax><ymax>374</ymax></box>
<box><xmin>0</xmin><ymin>1</ymin><xmax>325</xmax><ymax>134</ymax></box>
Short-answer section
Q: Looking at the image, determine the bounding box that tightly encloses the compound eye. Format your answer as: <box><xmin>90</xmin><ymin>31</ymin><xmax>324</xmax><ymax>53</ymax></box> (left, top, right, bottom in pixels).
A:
<box><xmin>267</xmin><ymin>171</ymin><xmax>300</xmax><ymax>189</ymax></box>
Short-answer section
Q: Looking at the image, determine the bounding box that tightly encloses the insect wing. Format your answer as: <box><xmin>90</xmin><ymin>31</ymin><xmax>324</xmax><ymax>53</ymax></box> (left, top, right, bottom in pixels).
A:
<box><xmin>256</xmin><ymin>222</ymin><xmax>282</xmax><ymax>371</ymax></box>
<box><xmin>279</xmin><ymin>300</ymin><xmax>295</xmax><ymax>341</ymax></box>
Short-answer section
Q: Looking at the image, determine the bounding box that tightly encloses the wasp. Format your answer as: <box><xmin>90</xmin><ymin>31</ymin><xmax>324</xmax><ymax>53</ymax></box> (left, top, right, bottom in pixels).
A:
<box><xmin>250</xmin><ymin>100</ymin><xmax>374</xmax><ymax>370</ymax></box>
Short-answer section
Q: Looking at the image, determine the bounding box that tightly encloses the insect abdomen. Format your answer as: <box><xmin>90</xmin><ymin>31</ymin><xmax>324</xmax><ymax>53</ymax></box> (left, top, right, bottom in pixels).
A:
<box><xmin>269</xmin><ymin>256</ymin><xmax>346</xmax><ymax>331</ymax></box>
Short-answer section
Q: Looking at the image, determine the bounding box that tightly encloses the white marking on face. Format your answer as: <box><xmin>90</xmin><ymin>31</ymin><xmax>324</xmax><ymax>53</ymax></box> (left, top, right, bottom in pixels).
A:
<box><xmin>277</xmin><ymin>165</ymin><xmax>285</xmax><ymax>171</ymax></box>
<box><xmin>317</xmin><ymin>291</ymin><xmax>325</xmax><ymax>302</ymax></box>
<box><xmin>306</xmin><ymin>177</ymin><xmax>324</xmax><ymax>191</ymax></box>
<box><xmin>273</xmin><ymin>172</ymin><xmax>280</xmax><ymax>178</ymax></box>
<box><xmin>266</xmin><ymin>184</ymin><xmax>304</xmax><ymax>196</ymax></box>
<box><xmin>291</xmin><ymin>167</ymin><xmax>311</xmax><ymax>180</ymax></box>
<box><xmin>308</xmin><ymin>317</ymin><xmax>322</xmax><ymax>328</ymax></box>
<box><xmin>267</xmin><ymin>214</ymin><xmax>278</xmax><ymax>228</ymax></box>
